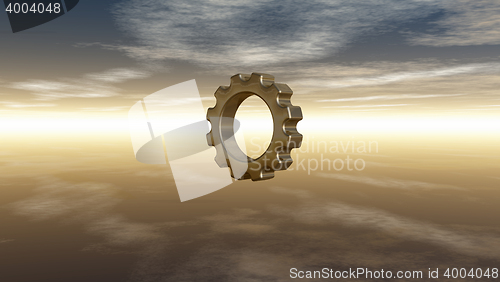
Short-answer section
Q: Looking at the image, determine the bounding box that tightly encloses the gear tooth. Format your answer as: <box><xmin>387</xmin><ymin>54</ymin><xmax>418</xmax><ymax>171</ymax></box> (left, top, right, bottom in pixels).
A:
<box><xmin>206</xmin><ymin>131</ymin><xmax>214</xmax><ymax>146</ymax></box>
<box><xmin>207</xmin><ymin>107</ymin><xmax>215</xmax><ymax>117</ymax></box>
<box><xmin>246</xmin><ymin>168</ymin><xmax>274</xmax><ymax>181</ymax></box>
<box><xmin>278</xmin><ymin>152</ymin><xmax>291</xmax><ymax>160</ymax></box>
<box><xmin>288</xmin><ymin>133</ymin><xmax>303</xmax><ymax>149</ymax></box>
<box><xmin>287</xmin><ymin>105</ymin><xmax>303</xmax><ymax>120</ymax></box>
<box><xmin>257</xmin><ymin>169</ymin><xmax>275</xmax><ymax>181</ymax></box>
<box><xmin>230</xmin><ymin>74</ymin><xmax>251</xmax><ymax>85</ymax></box>
<box><xmin>217</xmin><ymin>85</ymin><xmax>230</xmax><ymax>93</ymax></box>
<box><xmin>261</xmin><ymin>149</ymin><xmax>290</xmax><ymax>172</ymax></box>
<box><xmin>279</xmin><ymin>153</ymin><xmax>292</xmax><ymax>162</ymax></box>
<box><xmin>214</xmin><ymin>86</ymin><xmax>228</xmax><ymax>98</ymax></box>
<box><xmin>274</xmin><ymin>83</ymin><xmax>293</xmax><ymax>95</ymax></box>
<box><xmin>274</xmin><ymin>83</ymin><xmax>296</xmax><ymax>107</ymax></box>
<box><xmin>251</xmin><ymin>73</ymin><xmax>274</xmax><ymax>87</ymax></box>
<box><xmin>239</xmin><ymin>73</ymin><xmax>252</xmax><ymax>81</ymax></box>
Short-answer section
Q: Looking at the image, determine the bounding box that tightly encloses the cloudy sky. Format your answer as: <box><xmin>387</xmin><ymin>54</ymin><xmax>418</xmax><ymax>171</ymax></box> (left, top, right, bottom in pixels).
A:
<box><xmin>0</xmin><ymin>0</ymin><xmax>499</xmax><ymax>136</ymax></box>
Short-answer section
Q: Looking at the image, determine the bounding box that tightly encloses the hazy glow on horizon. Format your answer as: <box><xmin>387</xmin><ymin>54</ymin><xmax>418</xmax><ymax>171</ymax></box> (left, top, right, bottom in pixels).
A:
<box><xmin>1</xmin><ymin>111</ymin><xmax>499</xmax><ymax>136</ymax></box>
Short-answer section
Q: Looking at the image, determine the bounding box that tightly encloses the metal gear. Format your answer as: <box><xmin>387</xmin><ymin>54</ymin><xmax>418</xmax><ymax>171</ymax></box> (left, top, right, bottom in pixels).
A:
<box><xmin>206</xmin><ymin>73</ymin><xmax>303</xmax><ymax>181</ymax></box>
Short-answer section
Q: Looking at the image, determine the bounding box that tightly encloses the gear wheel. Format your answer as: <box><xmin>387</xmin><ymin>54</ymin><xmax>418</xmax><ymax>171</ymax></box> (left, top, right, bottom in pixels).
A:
<box><xmin>206</xmin><ymin>73</ymin><xmax>303</xmax><ymax>181</ymax></box>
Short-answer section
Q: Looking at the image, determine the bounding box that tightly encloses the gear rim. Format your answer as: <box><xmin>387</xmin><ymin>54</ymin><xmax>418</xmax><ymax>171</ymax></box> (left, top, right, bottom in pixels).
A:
<box><xmin>206</xmin><ymin>73</ymin><xmax>303</xmax><ymax>181</ymax></box>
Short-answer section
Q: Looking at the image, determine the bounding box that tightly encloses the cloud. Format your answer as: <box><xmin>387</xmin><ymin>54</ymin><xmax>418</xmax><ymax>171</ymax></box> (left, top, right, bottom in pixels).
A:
<box><xmin>80</xmin><ymin>106</ymin><xmax>129</xmax><ymax>112</ymax></box>
<box><xmin>318</xmin><ymin>94</ymin><xmax>465</xmax><ymax>103</ymax></box>
<box><xmin>129</xmin><ymin>208</ymin><xmax>285</xmax><ymax>282</ymax></box>
<box><xmin>278</xmin><ymin>61</ymin><xmax>500</xmax><ymax>111</ymax></box>
<box><xmin>8</xmin><ymin>175</ymin><xmax>499</xmax><ymax>280</ymax></box>
<box><xmin>270</xmin><ymin>187</ymin><xmax>500</xmax><ymax>258</ymax></box>
<box><xmin>85</xmin><ymin>68</ymin><xmax>150</xmax><ymax>83</ymax></box>
<box><xmin>7</xmin><ymin>67</ymin><xmax>151</xmax><ymax>101</ymax></box>
<box><xmin>9</xmin><ymin>177</ymin><xmax>120</xmax><ymax>221</ymax></box>
<box><xmin>322</xmin><ymin>104</ymin><xmax>412</xmax><ymax>108</ymax></box>
<box><xmin>140</xmin><ymin>96</ymin><xmax>213</xmax><ymax>107</ymax></box>
<box><xmin>9</xmin><ymin>177</ymin><xmax>164</xmax><ymax>250</ymax></box>
<box><xmin>202</xmin><ymin>209</ymin><xmax>276</xmax><ymax>235</ymax></box>
<box><xmin>295</xmin><ymin>63</ymin><xmax>500</xmax><ymax>89</ymax></box>
<box><xmin>8</xmin><ymin>177</ymin><xmax>270</xmax><ymax>281</ymax></box>
<box><xmin>87</xmin><ymin>215</ymin><xmax>162</xmax><ymax>246</ymax></box>
<box><xmin>0</xmin><ymin>151</ymin><xmax>14</xmax><ymax>156</ymax></box>
<box><xmin>317</xmin><ymin>173</ymin><xmax>464</xmax><ymax>190</ymax></box>
<box><xmin>111</xmin><ymin>0</ymin><xmax>442</xmax><ymax>67</ymax></box>
<box><xmin>410</xmin><ymin>0</ymin><xmax>500</xmax><ymax>46</ymax></box>
<box><xmin>9</xmin><ymin>79</ymin><xmax>120</xmax><ymax>100</ymax></box>
<box><xmin>0</xmin><ymin>102</ymin><xmax>56</xmax><ymax>108</ymax></box>
<box><xmin>0</xmin><ymin>239</ymin><xmax>14</xmax><ymax>244</ymax></box>
<box><xmin>327</xmin><ymin>108</ymin><xmax>393</xmax><ymax>112</ymax></box>
<box><xmin>130</xmin><ymin>185</ymin><xmax>500</xmax><ymax>281</ymax></box>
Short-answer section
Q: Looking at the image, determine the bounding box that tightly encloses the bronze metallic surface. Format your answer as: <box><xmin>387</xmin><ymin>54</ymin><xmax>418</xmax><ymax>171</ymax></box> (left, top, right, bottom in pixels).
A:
<box><xmin>206</xmin><ymin>73</ymin><xmax>303</xmax><ymax>181</ymax></box>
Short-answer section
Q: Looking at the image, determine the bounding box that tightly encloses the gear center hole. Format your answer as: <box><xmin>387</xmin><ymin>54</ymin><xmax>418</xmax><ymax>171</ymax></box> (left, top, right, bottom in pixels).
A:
<box><xmin>234</xmin><ymin>95</ymin><xmax>274</xmax><ymax>159</ymax></box>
